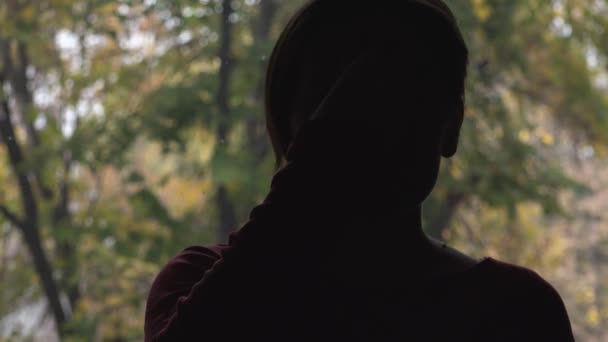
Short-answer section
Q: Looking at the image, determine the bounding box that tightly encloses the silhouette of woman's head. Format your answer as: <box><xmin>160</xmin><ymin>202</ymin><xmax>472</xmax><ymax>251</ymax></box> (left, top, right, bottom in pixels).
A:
<box><xmin>265</xmin><ymin>0</ymin><xmax>468</xmax><ymax>206</ymax></box>
<box><xmin>266</xmin><ymin>0</ymin><xmax>467</xmax><ymax>158</ymax></box>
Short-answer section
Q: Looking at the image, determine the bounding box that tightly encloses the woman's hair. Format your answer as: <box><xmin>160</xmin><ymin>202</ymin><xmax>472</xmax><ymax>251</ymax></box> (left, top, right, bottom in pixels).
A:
<box><xmin>265</xmin><ymin>0</ymin><xmax>469</xmax><ymax>165</ymax></box>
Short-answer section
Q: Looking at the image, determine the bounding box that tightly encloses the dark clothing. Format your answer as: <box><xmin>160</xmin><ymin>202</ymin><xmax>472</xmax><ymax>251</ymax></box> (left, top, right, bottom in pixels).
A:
<box><xmin>144</xmin><ymin>122</ymin><xmax>575</xmax><ymax>341</ymax></box>
<box><xmin>145</xmin><ymin>245</ymin><xmax>574</xmax><ymax>341</ymax></box>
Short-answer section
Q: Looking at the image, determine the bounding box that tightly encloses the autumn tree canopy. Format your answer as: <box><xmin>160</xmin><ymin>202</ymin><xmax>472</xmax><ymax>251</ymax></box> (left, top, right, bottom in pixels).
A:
<box><xmin>0</xmin><ymin>0</ymin><xmax>607</xmax><ymax>340</ymax></box>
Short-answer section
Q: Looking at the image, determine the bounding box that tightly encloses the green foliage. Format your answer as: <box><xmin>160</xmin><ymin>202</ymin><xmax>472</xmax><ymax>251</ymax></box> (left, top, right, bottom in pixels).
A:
<box><xmin>138</xmin><ymin>85</ymin><xmax>209</xmax><ymax>151</ymax></box>
<box><xmin>0</xmin><ymin>0</ymin><xmax>607</xmax><ymax>340</ymax></box>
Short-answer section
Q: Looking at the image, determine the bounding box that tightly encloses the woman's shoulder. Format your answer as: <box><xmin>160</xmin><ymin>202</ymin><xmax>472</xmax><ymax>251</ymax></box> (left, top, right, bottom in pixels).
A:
<box><xmin>480</xmin><ymin>258</ymin><xmax>562</xmax><ymax>296</ymax></box>
<box><xmin>164</xmin><ymin>245</ymin><xmax>227</xmax><ymax>268</ymax></box>
<box><xmin>430</xmin><ymin>251</ymin><xmax>564</xmax><ymax>305</ymax></box>
<box><xmin>480</xmin><ymin>258</ymin><xmax>572</xmax><ymax>332</ymax></box>
<box><xmin>475</xmin><ymin>258</ymin><xmax>574</xmax><ymax>339</ymax></box>
<box><xmin>472</xmin><ymin>258</ymin><xmax>563</xmax><ymax>304</ymax></box>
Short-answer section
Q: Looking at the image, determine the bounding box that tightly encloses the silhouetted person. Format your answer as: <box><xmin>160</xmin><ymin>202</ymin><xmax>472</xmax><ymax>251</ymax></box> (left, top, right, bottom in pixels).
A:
<box><xmin>145</xmin><ymin>0</ymin><xmax>575</xmax><ymax>341</ymax></box>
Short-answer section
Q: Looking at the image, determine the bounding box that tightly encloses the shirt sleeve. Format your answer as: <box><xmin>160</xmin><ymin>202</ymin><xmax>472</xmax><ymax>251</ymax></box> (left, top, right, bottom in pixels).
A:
<box><xmin>494</xmin><ymin>263</ymin><xmax>576</xmax><ymax>342</ymax></box>
<box><xmin>483</xmin><ymin>259</ymin><xmax>575</xmax><ymax>342</ymax></box>
<box><xmin>144</xmin><ymin>246</ymin><xmax>226</xmax><ymax>341</ymax></box>
<box><xmin>524</xmin><ymin>270</ymin><xmax>575</xmax><ymax>342</ymax></box>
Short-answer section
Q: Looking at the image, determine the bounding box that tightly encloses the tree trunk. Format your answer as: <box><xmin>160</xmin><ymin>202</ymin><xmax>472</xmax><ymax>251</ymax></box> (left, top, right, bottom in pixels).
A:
<box><xmin>216</xmin><ymin>185</ymin><xmax>238</xmax><ymax>241</ymax></box>
<box><xmin>0</xmin><ymin>101</ymin><xmax>66</xmax><ymax>333</ymax></box>
<box><xmin>3</xmin><ymin>34</ymin><xmax>79</xmax><ymax>323</ymax></box>
<box><xmin>22</xmin><ymin>222</ymin><xmax>67</xmax><ymax>331</ymax></box>
<box><xmin>247</xmin><ymin>0</ymin><xmax>278</xmax><ymax>164</ymax></box>
<box><xmin>54</xmin><ymin>151</ymin><xmax>80</xmax><ymax>312</ymax></box>
<box><xmin>0</xmin><ymin>39</ymin><xmax>53</xmax><ymax>199</ymax></box>
<box><xmin>216</xmin><ymin>0</ymin><xmax>239</xmax><ymax>241</ymax></box>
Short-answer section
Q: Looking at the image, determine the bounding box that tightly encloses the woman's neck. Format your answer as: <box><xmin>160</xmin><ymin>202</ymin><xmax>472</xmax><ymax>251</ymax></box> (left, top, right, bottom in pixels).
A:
<box><xmin>324</xmin><ymin>204</ymin><xmax>444</xmax><ymax>289</ymax></box>
<box><xmin>337</xmin><ymin>204</ymin><xmax>433</xmax><ymax>256</ymax></box>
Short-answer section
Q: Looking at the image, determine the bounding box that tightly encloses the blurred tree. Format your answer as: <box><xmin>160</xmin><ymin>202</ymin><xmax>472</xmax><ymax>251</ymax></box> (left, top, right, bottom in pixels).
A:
<box><xmin>0</xmin><ymin>0</ymin><xmax>607</xmax><ymax>340</ymax></box>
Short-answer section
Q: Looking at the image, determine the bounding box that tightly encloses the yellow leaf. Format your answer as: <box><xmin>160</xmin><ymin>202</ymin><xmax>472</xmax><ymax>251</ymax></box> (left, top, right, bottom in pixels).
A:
<box><xmin>541</xmin><ymin>133</ymin><xmax>554</xmax><ymax>146</ymax></box>
<box><xmin>518</xmin><ymin>130</ymin><xmax>531</xmax><ymax>143</ymax></box>
<box><xmin>471</xmin><ymin>0</ymin><xmax>492</xmax><ymax>22</ymax></box>
<box><xmin>586</xmin><ymin>307</ymin><xmax>600</xmax><ymax>327</ymax></box>
<box><xmin>450</xmin><ymin>163</ymin><xmax>463</xmax><ymax>179</ymax></box>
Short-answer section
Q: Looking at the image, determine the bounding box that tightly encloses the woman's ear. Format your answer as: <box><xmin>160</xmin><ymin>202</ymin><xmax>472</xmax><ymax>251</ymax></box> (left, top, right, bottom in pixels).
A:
<box><xmin>441</xmin><ymin>98</ymin><xmax>465</xmax><ymax>158</ymax></box>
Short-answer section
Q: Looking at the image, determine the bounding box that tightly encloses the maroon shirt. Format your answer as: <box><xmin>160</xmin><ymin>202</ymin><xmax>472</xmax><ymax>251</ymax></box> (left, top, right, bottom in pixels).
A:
<box><xmin>144</xmin><ymin>122</ymin><xmax>575</xmax><ymax>341</ymax></box>
<box><xmin>145</xmin><ymin>243</ymin><xmax>574</xmax><ymax>341</ymax></box>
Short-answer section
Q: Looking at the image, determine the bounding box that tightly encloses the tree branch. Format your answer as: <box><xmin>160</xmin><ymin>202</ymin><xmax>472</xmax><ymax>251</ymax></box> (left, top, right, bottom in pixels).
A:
<box><xmin>0</xmin><ymin>39</ymin><xmax>13</xmax><ymax>74</ymax></box>
<box><xmin>0</xmin><ymin>204</ymin><xmax>23</xmax><ymax>228</ymax></box>
<box><xmin>0</xmin><ymin>100</ymin><xmax>35</xmax><ymax>214</ymax></box>
<box><xmin>1</xmin><ymin>38</ymin><xmax>52</xmax><ymax>200</ymax></box>
<box><xmin>0</xmin><ymin>224</ymin><xmax>9</xmax><ymax>282</ymax></box>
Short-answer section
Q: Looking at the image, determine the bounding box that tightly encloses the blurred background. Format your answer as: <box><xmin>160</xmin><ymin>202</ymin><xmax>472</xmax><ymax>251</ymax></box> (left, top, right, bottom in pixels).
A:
<box><xmin>0</xmin><ymin>0</ymin><xmax>607</xmax><ymax>340</ymax></box>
